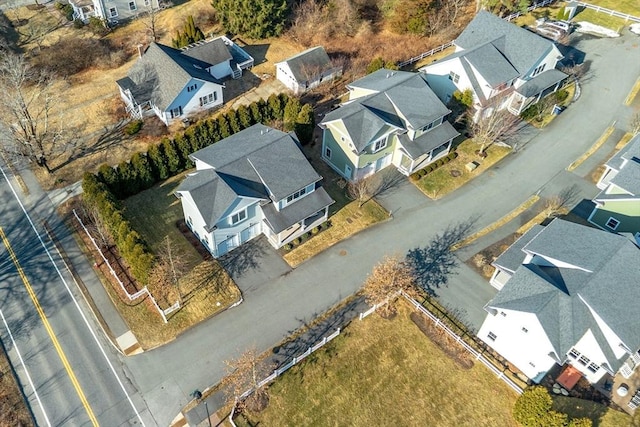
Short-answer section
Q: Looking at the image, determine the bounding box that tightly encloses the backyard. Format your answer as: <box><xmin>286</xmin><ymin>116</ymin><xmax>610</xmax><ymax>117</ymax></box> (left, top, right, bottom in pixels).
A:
<box><xmin>97</xmin><ymin>173</ymin><xmax>242</xmax><ymax>349</ymax></box>
<box><xmin>238</xmin><ymin>301</ymin><xmax>520</xmax><ymax>427</ymax></box>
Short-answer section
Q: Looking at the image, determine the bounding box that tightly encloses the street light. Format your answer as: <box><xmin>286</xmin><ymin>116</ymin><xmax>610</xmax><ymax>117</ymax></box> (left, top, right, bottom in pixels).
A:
<box><xmin>191</xmin><ymin>390</ymin><xmax>212</xmax><ymax>427</ymax></box>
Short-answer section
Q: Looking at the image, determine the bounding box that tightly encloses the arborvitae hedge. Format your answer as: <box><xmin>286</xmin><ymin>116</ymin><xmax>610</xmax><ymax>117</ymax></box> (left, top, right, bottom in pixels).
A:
<box><xmin>82</xmin><ymin>94</ymin><xmax>318</xmax><ymax>284</ymax></box>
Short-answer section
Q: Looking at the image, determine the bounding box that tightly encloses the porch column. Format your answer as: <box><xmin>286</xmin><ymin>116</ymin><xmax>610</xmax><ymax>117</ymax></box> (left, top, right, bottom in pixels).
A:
<box><xmin>536</xmin><ymin>91</ymin><xmax>543</xmax><ymax>102</ymax></box>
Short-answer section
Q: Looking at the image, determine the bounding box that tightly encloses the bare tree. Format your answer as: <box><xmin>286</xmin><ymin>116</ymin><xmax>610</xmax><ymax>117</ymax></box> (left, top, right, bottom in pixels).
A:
<box><xmin>0</xmin><ymin>52</ymin><xmax>63</xmax><ymax>172</ymax></box>
<box><xmin>561</xmin><ymin>62</ymin><xmax>587</xmax><ymax>81</ymax></box>
<box><xmin>347</xmin><ymin>176</ymin><xmax>375</xmax><ymax>208</ymax></box>
<box><xmin>444</xmin><ymin>0</ymin><xmax>470</xmax><ymax>24</ymax></box>
<box><xmin>82</xmin><ymin>202</ymin><xmax>114</xmax><ymax>249</ymax></box>
<box><xmin>469</xmin><ymin>108</ymin><xmax>520</xmax><ymax>155</ymax></box>
<box><xmin>221</xmin><ymin>346</ymin><xmax>272</xmax><ymax>412</ymax></box>
<box><xmin>149</xmin><ymin>236</ymin><xmax>189</xmax><ymax>304</ymax></box>
<box><xmin>141</xmin><ymin>6</ymin><xmax>161</xmax><ymax>42</ymax></box>
<box><xmin>362</xmin><ymin>255</ymin><xmax>415</xmax><ymax>317</ymax></box>
<box><xmin>542</xmin><ymin>184</ymin><xmax>580</xmax><ymax>219</ymax></box>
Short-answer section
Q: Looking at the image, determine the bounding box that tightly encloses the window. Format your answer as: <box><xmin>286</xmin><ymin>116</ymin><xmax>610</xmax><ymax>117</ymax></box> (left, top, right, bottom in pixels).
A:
<box><xmin>500</xmin><ymin>311</ymin><xmax>507</xmax><ymax>317</ymax></box>
<box><xmin>532</xmin><ymin>63</ymin><xmax>547</xmax><ymax>77</ymax></box>
<box><xmin>487</xmin><ymin>332</ymin><xmax>497</xmax><ymax>341</ymax></box>
<box><xmin>199</xmin><ymin>92</ymin><xmax>217</xmax><ymax>106</ymax></box>
<box><xmin>605</xmin><ymin>217</ymin><xmax>620</xmax><ymax>230</ymax></box>
<box><xmin>128</xmin><ymin>1</ymin><xmax>136</xmax><ymax>10</ymax></box>
<box><xmin>449</xmin><ymin>71</ymin><xmax>460</xmax><ymax>83</ymax></box>
<box><xmin>187</xmin><ymin>84</ymin><xmax>197</xmax><ymax>92</ymax></box>
<box><xmin>529</xmin><ymin>362</ymin><xmax>536</xmax><ymax>368</ymax></box>
<box><xmin>587</xmin><ymin>362</ymin><xmax>600</xmax><ymax>373</ymax></box>
<box><xmin>187</xmin><ymin>216</ymin><xmax>192</xmax><ymax>226</ymax></box>
<box><xmin>578</xmin><ymin>355</ymin><xmax>590</xmax><ymax>366</ymax></box>
<box><xmin>108</xmin><ymin>6</ymin><xmax>118</xmax><ymax>17</ymax></box>
<box><xmin>231</xmin><ymin>209</ymin><xmax>247</xmax><ymax>225</ymax></box>
<box><xmin>372</xmin><ymin>137</ymin><xmax>387</xmax><ymax>153</ymax></box>
<box><xmin>325</xmin><ymin>147</ymin><xmax>332</xmax><ymax>159</ymax></box>
<box><xmin>170</xmin><ymin>106</ymin><xmax>182</xmax><ymax>118</ymax></box>
<box><xmin>286</xmin><ymin>187</ymin><xmax>307</xmax><ymax>203</ymax></box>
<box><xmin>522</xmin><ymin>327</ymin><xmax>528</xmax><ymax>333</ymax></box>
<box><xmin>568</xmin><ymin>348</ymin><xmax>580</xmax><ymax>359</ymax></box>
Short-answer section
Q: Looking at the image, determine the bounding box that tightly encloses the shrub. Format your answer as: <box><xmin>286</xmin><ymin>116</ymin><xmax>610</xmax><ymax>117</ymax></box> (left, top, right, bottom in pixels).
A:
<box><xmin>284</xmin><ymin>243</ymin><xmax>293</xmax><ymax>250</ymax></box>
<box><xmin>410</xmin><ymin>172</ymin><xmax>420</xmax><ymax>181</ymax></box>
<box><xmin>443</xmin><ymin>156</ymin><xmax>450</xmax><ymax>164</ymax></box>
<box><xmin>171</xmin><ymin>15</ymin><xmax>204</xmax><ymax>48</ymax></box>
<box><xmin>73</xmin><ymin>18</ymin><xmax>84</xmax><ymax>28</ymax></box>
<box><xmin>555</xmin><ymin>89</ymin><xmax>569</xmax><ymax>103</ymax></box>
<box><xmin>452</xmin><ymin>89</ymin><xmax>474</xmax><ymax>108</ymax></box>
<box><xmin>57</xmin><ymin>2</ymin><xmax>74</xmax><ymax>21</ymax></box>
<box><xmin>520</xmin><ymin>104</ymin><xmax>541</xmax><ymax>121</ymax></box>
<box><xmin>312</xmin><ymin>226</ymin><xmax>320</xmax><ymax>235</ymax></box>
<box><xmin>283</xmin><ymin>97</ymin><xmax>301</xmax><ymax>131</ymax></box>
<box><xmin>31</xmin><ymin>37</ymin><xmax>124</xmax><ymax>77</ymax></box>
<box><xmin>295</xmin><ymin>104</ymin><xmax>315</xmax><ymax>145</ymax></box>
<box><xmin>124</xmin><ymin>120</ymin><xmax>143</xmax><ymax>135</ymax></box>
<box><xmin>513</xmin><ymin>386</ymin><xmax>556</xmax><ymax>427</ymax></box>
<box><xmin>366</xmin><ymin>57</ymin><xmax>399</xmax><ymax>74</ymax></box>
<box><xmin>87</xmin><ymin>16</ymin><xmax>108</xmax><ymax>35</ymax></box>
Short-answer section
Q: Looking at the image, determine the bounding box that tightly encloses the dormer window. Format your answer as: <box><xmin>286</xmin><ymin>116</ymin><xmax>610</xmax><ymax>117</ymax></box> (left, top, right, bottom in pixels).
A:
<box><xmin>231</xmin><ymin>209</ymin><xmax>247</xmax><ymax>225</ymax></box>
<box><xmin>372</xmin><ymin>137</ymin><xmax>387</xmax><ymax>153</ymax></box>
<box><xmin>449</xmin><ymin>71</ymin><xmax>460</xmax><ymax>83</ymax></box>
<box><xmin>286</xmin><ymin>187</ymin><xmax>307</xmax><ymax>203</ymax></box>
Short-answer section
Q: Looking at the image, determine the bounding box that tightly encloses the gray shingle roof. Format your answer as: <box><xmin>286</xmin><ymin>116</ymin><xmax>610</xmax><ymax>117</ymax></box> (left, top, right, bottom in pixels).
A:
<box><xmin>516</xmin><ymin>69</ymin><xmax>568</xmax><ymax>98</ymax></box>
<box><xmin>277</xmin><ymin>46</ymin><xmax>335</xmax><ymax>83</ymax></box>
<box><xmin>606</xmin><ymin>134</ymin><xmax>640</xmax><ymax>170</ymax></box>
<box><xmin>492</xmin><ymin>224</ymin><xmax>545</xmax><ymax>273</ymax></box>
<box><xmin>463</xmin><ymin>42</ymin><xmax>520</xmax><ymax>87</ymax></box>
<box><xmin>181</xmin><ymin>37</ymin><xmax>232</xmax><ymax>65</ymax></box>
<box><xmin>397</xmin><ymin>121</ymin><xmax>459</xmax><ymax>159</ymax></box>
<box><xmin>455</xmin><ymin>10</ymin><xmax>554</xmax><ymax>75</ymax></box>
<box><xmin>321</xmin><ymin>69</ymin><xmax>452</xmax><ymax>151</ymax></box>
<box><xmin>262</xmin><ymin>187</ymin><xmax>334</xmax><ymax>233</ymax></box>
<box><xmin>117</xmin><ymin>43</ymin><xmax>222</xmax><ymax>111</ymax></box>
<box><xmin>610</xmin><ymin>160</ymin><xmax>640</xmax><ymax>195</ymax></box>
<box><xmin>487</xmin><ymin>219</ymin><xmax>640</xmax><ymax>368</ymax></box>
<box><xmin>190</xmin><ymin>124</ymin><xmax>321</xmax><ymax>201</ymax></box>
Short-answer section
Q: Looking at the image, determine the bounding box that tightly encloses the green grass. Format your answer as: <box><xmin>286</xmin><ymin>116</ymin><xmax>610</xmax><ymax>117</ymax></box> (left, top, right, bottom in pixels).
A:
<box><xmin>582</xmin><ymin>0</ymin><xmax>640</xmax><ymax>17</ymax></box>
<box><xmin>414</xmin><ymin>138</ymin><xmax>512</xmax><ymax>200</ymax></box>
<box><xmin>552</xmin><ymin>396</ymin><xmax>631</xmax><ymax>427</ymax></box>
<box><xmin>113</xmin><ymin>173</ymin><xmax>241</xmax><ymax>349</ymax></box>
<box><xmin>242</xmin><ymin>302</ymin><xmax>519</xmax><ymax>427</ymax></box>
<box><xmin>573</xmin><ymin>8</ymin><xmax>629</xmax><ymax>32</ymax></box>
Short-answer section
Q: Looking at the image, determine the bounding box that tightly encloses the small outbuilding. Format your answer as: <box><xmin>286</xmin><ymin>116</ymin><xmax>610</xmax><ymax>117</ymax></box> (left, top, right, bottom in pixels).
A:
<box><xmin>275</xmin><ymin>46</ymin><xmax>342</xmax><ymax>95</ymax></box>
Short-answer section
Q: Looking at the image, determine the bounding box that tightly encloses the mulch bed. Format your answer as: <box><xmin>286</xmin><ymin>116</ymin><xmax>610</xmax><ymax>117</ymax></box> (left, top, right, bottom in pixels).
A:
<box><xmin>176</xmin><ymin>220</ymin><xmax>212</xmax><ymax>261</ymax></box>
<box><xmin>410</xmin><ymin>312</ymin><xmax>474</xmax><ymax>370</ymax></box>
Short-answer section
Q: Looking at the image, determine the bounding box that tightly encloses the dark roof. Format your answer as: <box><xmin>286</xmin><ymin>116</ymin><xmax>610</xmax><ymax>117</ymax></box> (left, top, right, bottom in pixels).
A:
<box><xmin>116</xmin><ymin>43</ymin><xmax>222</xmax><ymax>111</ymax></box>
<box><xmin>610</xmin><ymin>160</ymin><xmax>640</xmax><ymax>195</ymax></box>
<box><xmin>463</xmin><ymin>43</ymin><xmax>520</xmax><ymax>87</ymax></box>
<box><xmin>492</xmin><ymin>225</ymin><xmax>545</xmax><ymax>273</ymax></box>
<box><xmin>516</xmin><ymin>69</ymin><xmax>568</xmax><ymax>97</ymax></box>
<box><xmin>181</xmin><ymin>37</ymin><xmax>232</xmax><ymax>65</ymax></box>
<box><xmin>321</xmin><ymin>70</ymin><xmax>451</xmax><ymax>151</ymax></box>
<box><xmin>397</xmin><ymin>121</ymin><xmax>459</xmax><ymax>159</ymax></box>
<box><xmin>190</xmin><ymin>124</ymin><xmax>321</xmax><ymax>201</ymax></box>
<box><xmin>262</xmin><ymin>187</ymin><xmax>334</xmax><ymax>233</ymax></box>
<box><xmin>487</xmin><ymin>219</ymin><xmax>640</xmax><ymax>367</ymax></box>
<box><xmin>277</xmin><ymin>46</ymin><xmax>336</xmax><ymax>82</ymax></box>
<box><xmin>455</xmin><ymin>11</ymin><xmax>554</xmax><ymax>75</ymax></box>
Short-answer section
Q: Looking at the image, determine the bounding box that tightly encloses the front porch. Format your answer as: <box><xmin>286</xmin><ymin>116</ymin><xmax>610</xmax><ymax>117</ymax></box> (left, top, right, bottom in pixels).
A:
<box><xmin>507</xmin><ymin>69</ymin><xmax>569</xmax><ymax>115</ymax></box>
<box><xmin>264</xmin><ymin>207</ymin><xmax>329</xmax><ymax>248</ymax></box>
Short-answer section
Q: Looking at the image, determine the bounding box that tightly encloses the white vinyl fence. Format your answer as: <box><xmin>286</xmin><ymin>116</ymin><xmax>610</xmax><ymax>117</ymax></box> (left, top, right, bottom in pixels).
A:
<box><xmin>575</xmin><ymin>2</ymin><xmax>640</xmax><ymax>23</ymax></box>
<box><xmin>73</xmin><ymin>209</ymin><xmax>178</xmax><ymax>323</ymax></box>
<box><xmin>228</xmin><ymin>328</ymin><xmax>341</xmax><ymax>426</ymax></box>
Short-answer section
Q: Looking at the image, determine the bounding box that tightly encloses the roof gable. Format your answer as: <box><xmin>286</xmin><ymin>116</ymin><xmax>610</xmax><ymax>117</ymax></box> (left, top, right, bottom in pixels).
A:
<box><xmin>278</xmin><ymin>46</ymin><xmax>334</xmax><ymax>82</ymax></box>
<box><xmin>181</xmin><ymin>37</ymin><xmax>232</xmax><ymax>65</ymax></box>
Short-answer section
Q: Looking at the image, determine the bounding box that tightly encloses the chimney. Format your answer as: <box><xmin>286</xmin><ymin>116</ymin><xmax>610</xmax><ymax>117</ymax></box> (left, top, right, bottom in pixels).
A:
<box><xmin>137</xmin><ymin>44</ymin><xmax>144</xmax><ymax>58</ymax></box>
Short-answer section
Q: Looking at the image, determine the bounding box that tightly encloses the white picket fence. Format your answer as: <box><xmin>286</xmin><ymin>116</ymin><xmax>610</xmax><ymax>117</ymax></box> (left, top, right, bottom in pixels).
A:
<box><xmin>397</xmin><ymin>292</ymin><xmax>524</xmax><ymax>394</ymax></box>
<box><xmin>229</xmin><ymin>328</ymin><xmax>341</xmax><ymax>426</ymax></box>
<box><xmin>576</xmin><ymin>2</ymin><xmax>640</xmax><ymax>23</ymax></box>
<box><xmin>504</xmin><ymin>0</ymin><xmax>557</xmax><ymax>22</ymax></box>
<box><xmin>73</xmin><ymin>209</ymin><xmax>178</xmax><ymax>323</ymax></box>
<box><xmin>397</xmin><ymin>41</ymin><xmax>455</xmax><ymax>68</ymax></box>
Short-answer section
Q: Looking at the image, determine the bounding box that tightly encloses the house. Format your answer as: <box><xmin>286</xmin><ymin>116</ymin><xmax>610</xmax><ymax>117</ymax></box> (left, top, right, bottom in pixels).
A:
<box><xmin>588</xmin><ymin>134</ymin><xmax>640</xmax><ymax>241</ymax></box>
<box><xmin>70</xmin><ymin>0</ymin><xmax>159</xmax><ymax>23</ymax></box>
<box><xmin>175</xmin><ymin>124</ymin><xmax>334</xmax><ymax>257</ymax></box>
<box><xmin>421</xmin><ymin>10</ymin><xmax>568</xmax><ymax>120</ymax></box>
<box><xmin>318</xmin><ymin>69</ymin><xmax>459</xmax><ymax>181</ymax></box>
<box><xmin>116</xmin><ymin>37</ymin><xmax>253</xmax><ymax>125</ymax></box>
<box><xmin>478</xmin><ymin>219</ymin><xmax>640</xmax><ymax>385</ymax></box>
<box><xmin>275</xmin><ymin>46</ymin><xmax>342</xmax><ymax>95</ymax></box>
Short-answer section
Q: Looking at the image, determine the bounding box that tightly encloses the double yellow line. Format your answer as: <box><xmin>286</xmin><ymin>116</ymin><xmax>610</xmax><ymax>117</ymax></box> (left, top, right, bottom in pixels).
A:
<box><xmin>0</xmin><ymin>227</ymin><xmax>99</xmax><ymax>426</ymax></box>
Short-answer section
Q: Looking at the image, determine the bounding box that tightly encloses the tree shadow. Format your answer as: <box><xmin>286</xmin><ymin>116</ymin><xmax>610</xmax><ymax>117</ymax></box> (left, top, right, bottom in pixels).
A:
<box><xmin>236</xmin><ymin>42</ymin><xmax>269</xmax><ymax>66</ymax></box>
<box><xmin>370</xmin><ymin>168</ymin><xmax>407</xmax><ymax>198</ymax></box>
<box><xmin>405</xmin><ymin>219</ymin><xmax>477</xmax><ymax>297</ymax></box>
<box><xmin>218</xmin><ymin>238</ymin><xmax>268</xmax><ymax>280</ymax></box>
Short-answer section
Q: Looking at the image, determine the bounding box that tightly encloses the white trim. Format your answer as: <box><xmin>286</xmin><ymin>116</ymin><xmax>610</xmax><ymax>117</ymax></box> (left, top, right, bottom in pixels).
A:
<box><xmin>605</xmin><ymin>216</ymin><xmax>620</xmax><ymax>230</ymax></box>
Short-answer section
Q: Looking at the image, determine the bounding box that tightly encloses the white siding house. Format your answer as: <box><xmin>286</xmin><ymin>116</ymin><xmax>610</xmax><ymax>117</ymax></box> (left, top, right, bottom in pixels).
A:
<box><xmin>176</xmin><ymin>124</ymin><xmax>334</xmax><ymax>258</ymax></box>
<box><xmin>421</xmin><ymin>11</ymin><xmax>567</xmax><ymax>121</ymax></box>
<box><xmin>275</xmin><ymin>46</ymin><xmax>342</xmax><ymax>95</ymax></box>
<box><xmin>479</xmin><ymin>219</ymin><xmax>640</xmax><ymax>385</ymax></box>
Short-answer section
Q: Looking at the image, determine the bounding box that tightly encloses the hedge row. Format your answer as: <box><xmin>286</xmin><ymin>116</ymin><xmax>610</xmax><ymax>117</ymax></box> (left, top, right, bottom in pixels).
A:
<box><xmin>410</xmin><ymin>151</ymin><xmax>458</xmax><ymax>181</ymax></box>
<box><xmin>82</xmin><ymin>173</ymin><xmax>155</xmax><ymax>284</ymax></box>
<box><xmin>82</xmin><ymin>92</ymin><xmax>309</xmax><ymax>284</ymax></box>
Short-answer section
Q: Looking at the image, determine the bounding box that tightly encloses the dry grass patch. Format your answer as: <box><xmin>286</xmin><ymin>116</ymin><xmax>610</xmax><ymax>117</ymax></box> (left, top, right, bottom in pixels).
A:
<box><xmin>242</xmin><ymin>302</ymin><xmax>519</xmax><ymax>427</ymax></box>
<box><xmin>552</xmin><ymin>396</ymin><xmax>631</xmax><ymax>427</ymax></box>
<box><xmin>283</xmin><ymin>199</ymin><xmax>389</xmax><ymax>267</ymax></box>
<box><xmin>414</xmin><ymin>139</ymin><xmax>512</xmax><ymax>199</ymax></box>
<box><xmin>0</xmin><ymin>348</ymin><xmax>34</xmax><ymax>426</ymax></box>
<box><xmin>567</xmin><ymin>125</ymin><xmax>615</xmax><ymax>172</ymax></box>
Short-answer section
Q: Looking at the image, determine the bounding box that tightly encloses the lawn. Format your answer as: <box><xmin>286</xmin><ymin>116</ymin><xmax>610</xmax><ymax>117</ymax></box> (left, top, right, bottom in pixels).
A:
<box><xmin>241</xmin><ymin>302</ymin><xmax>519</xmax><ymax>427</ymax></box>
<box><xmin>552</xmin><ymin>396</ymin><xmax>631</xmax><ymax>427</ymax></box>
<box><xmin>283</xmin><ymin>199</ymin><xmax>389</xmax><ymax>267</ymax></box>
<box><xmin>414</xmin><ymin>138</ymin><xmax>512</xmax><ymax>200</ymax></box>
<box><xmin>109</xmin><ymin>173</ymin><xmax>242</xmax><ymax>349</ymax></box>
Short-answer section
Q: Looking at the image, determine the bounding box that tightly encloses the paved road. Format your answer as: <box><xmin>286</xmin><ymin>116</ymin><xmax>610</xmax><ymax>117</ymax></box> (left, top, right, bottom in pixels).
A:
<box><xmin>1</xmin><ymin>30</ymin><xmax>639</xmax><ymax>426</ymax></box>
<box><xmin>0</xmin><ymin>166</ymin><xmax>154</xmax><ymax>426</ymax></box>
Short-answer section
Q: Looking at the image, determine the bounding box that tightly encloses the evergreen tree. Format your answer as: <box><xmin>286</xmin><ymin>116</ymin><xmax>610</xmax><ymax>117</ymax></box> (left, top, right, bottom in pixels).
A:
<box><xmin>237</xmin><ymin>105</ymin><xmax>253</xmax><ymax>129</ymax></box>
<box><xmin>97</xmin><ymin>164</ymin><xmax>122</xmax><ymax>199</ymax></box>
<box><xmin>162</xmin><ymin>138</ymin><xmax>183</xmax><ymax>175</ymax></box>
<box><xmin>283</xmin><ymin>97</ymin><xmax>301</xmax><ymax>132</ymax></box>
<box><xmin>217</xmin><ymin>114</ymin><xmax>231</xmax><ymax>138</ymax></box>
<box><xmin>267</xmin><ymin>94</ymin><xmax>283</xmax><ymax>121</ymax></box>
<box><xmin>147</xmin><ymin>144</ymin><xmax>169</xmax><ymax>181</ymax></box>
<box><xmin>172</xmin><ymin>15</ymin><xmax>205</xmax><ymax>48</ymax></box>
<box><xmin>250</xmin><ymin>100</ymin><xmax>263</xmax><ymax>124</ymax></box>
<box><xmin>131</xmin><ymin>153</ymin><xmax>155</xmax><ymax>191</ymax></box>
<box><xmin>295</xmin><ymin>103</ymin><xmax>315</xmax><ymax>145</ymax></box>
<box><xmin>211</xmin><ymin>0</ymin><xmax>288</xmax><ymax>39</ymax></box>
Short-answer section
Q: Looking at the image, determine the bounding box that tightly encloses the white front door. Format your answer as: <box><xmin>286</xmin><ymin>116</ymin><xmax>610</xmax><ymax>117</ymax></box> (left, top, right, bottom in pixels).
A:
<box><xmin>375</xmin><ymin>153</ymin><xmax>392</xmax><ymax>171</ymax></box>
